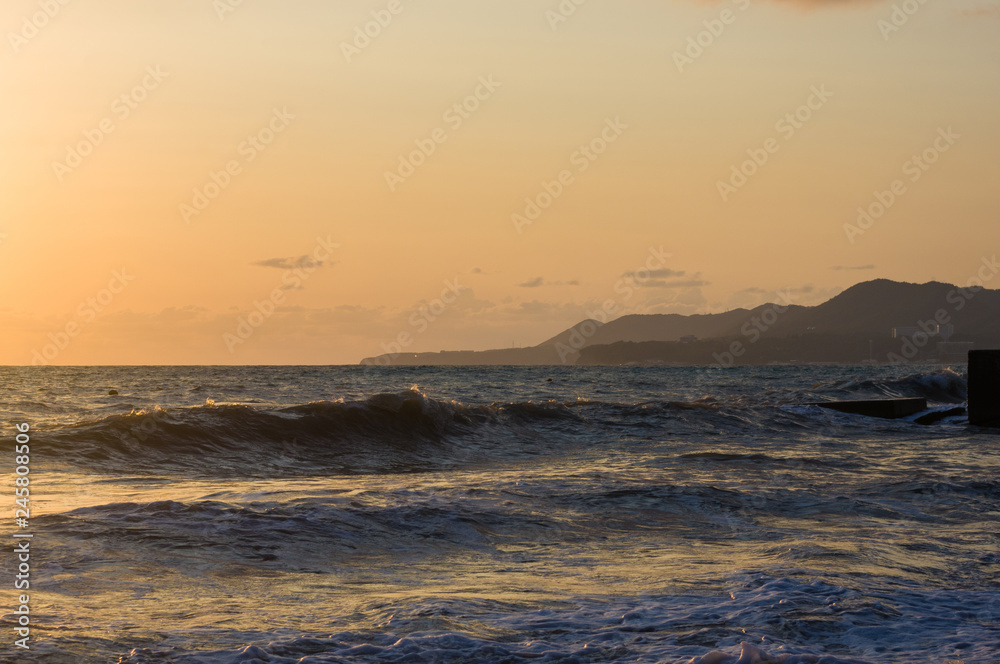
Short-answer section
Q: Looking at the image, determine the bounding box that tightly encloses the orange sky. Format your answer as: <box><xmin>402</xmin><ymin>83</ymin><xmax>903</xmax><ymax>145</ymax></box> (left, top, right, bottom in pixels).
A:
<box><xmin>2</xmin><ymin>0</ymin><xmax>998</xmax><ymax>364</ymax></box>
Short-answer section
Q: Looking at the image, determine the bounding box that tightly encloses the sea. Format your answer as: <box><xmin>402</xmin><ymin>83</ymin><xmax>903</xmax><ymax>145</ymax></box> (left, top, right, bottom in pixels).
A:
<box><xmin>0</xmin><ymin>364</ymin><xmax>997</xmax><ymax>663</ymax></box>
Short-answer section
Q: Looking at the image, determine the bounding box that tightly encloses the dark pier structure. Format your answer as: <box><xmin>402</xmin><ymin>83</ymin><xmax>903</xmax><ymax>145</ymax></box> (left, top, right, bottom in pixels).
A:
<box><xmin>968</xmin><ymin>350</ymin><xmax>1000</xmax><ymax>428</ymax></box>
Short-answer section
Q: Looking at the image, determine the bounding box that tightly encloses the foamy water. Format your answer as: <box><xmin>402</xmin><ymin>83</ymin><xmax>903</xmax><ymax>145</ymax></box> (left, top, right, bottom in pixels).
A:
<box><xmin>0</xmin><ymin>365</ymin><xmax>997</xmax><ymax>663</ymax></box>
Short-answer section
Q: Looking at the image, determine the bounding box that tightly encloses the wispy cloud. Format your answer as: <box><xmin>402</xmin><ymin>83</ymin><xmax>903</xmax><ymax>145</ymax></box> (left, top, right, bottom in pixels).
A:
<box><xmin>620</xmin><ymin>268</ymin><xmax>709</xmax><ymax>289</ymax></box>
<box><xmin>758</xmin><ymin>0</ymin><xmax>886</xmax><ymax>6</ymax></box>
<box><xmin>646</xmin><ymin>278</ymin><xmax>710</xmax><ymax>289</ymax></box>
<box><xmin>518</xmin><ymin>277</ymin><xmax>581</xmax><ymax>288</ymax></box>
<box><xmin>960</xmin><ymin>3</ymin><xmax>1000</xmax><ymax>17</ymax></box>
<box><xmin>621</xmin><ymin>268</ymin><xmax>686</xmax><ymax>280</ymax></box>
<box><xmin>252</xmin><ymin>255</ymin><xmax>326</xmax><ymax>270</ymax></box>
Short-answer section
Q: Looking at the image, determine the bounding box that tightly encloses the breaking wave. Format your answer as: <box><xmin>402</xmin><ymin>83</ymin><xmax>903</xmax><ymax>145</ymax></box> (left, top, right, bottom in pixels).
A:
<box><xmin>810</xmin><ymin>368</ymin><xmax>967</xmax><ymax>404</ymax></box>
<box><xmin>39</xmin><ymin>370</ymin><xmax>971</xmax><ymax>476</ymax></box>
<box><xmin>41</xmin><ymin>388</ymin><xmax>588</xmax><ymax>476</ymax></box>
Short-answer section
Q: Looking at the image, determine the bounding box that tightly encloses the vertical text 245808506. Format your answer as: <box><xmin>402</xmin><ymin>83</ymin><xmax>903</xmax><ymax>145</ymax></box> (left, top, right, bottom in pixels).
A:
<box><xmin>12</xmin><ymin>423</ymin><xmax>32</xmax><ymax>651</ymax></box>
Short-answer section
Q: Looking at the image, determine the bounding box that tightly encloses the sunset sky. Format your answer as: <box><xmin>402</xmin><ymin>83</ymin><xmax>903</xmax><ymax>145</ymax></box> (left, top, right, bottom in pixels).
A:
<box><xmin>2</xmin><ymin>0</ymin><xmax>998</xmax><ymax>364</ymax></box>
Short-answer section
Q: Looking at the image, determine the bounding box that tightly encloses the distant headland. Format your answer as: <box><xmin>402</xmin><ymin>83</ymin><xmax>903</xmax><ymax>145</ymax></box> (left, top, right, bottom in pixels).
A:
<box><xmin>361</xmin><ymin>278</ymin><xmax>1000</xmax><ymax>367</ymax></box>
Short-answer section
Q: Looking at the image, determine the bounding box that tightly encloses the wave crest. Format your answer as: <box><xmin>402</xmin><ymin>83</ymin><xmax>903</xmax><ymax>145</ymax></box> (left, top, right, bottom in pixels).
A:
<box><xmin>42</xmin><ymin>388</ymin><xmax>582</xmax><ymax>476</ymax></box>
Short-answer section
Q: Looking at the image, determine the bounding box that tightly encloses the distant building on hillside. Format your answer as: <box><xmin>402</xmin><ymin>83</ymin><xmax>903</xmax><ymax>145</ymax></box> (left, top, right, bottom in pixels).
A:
<box><xmin>893</xmin><ymin>325</ymin><xmax>938</xmax><ymax>339</ymax></box>
<box><xmin>892</xmin><ymin>323</ymin><xmax>956</xmax><ymax>343</ymax></box>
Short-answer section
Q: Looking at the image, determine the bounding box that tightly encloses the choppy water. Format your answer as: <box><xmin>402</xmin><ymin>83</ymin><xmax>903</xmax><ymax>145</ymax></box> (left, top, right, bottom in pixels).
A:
<box><xmin>0</xmin><ymin>365</ymin><xmax>997</xmax><ymax>663</ymax></box>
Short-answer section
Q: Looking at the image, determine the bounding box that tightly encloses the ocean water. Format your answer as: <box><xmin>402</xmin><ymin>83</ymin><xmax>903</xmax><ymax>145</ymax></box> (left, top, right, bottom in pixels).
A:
<box><xmin>1</xmin><ymin>364</ymin><xmax>998</xmax><ymax>663</ymax></box>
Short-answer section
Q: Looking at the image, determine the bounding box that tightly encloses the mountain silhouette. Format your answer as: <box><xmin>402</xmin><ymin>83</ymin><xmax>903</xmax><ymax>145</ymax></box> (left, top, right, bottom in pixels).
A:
<box><xmin>360</xmin><ymin>279</ymin><xmax>1000</xmax><ymax>366</ymax></box>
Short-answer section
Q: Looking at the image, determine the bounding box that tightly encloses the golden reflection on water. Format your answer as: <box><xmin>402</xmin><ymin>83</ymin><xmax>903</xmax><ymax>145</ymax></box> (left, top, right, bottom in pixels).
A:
<box><xmin>27</xmin><ymin>465</ymin><xmax>768</xmax><ymax>654</ymax></box>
